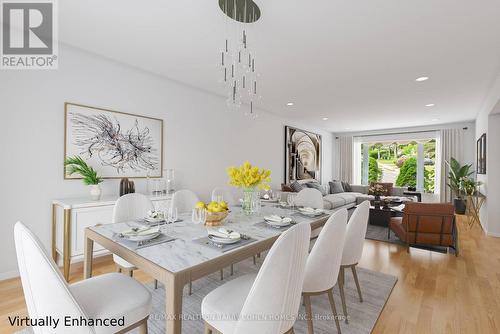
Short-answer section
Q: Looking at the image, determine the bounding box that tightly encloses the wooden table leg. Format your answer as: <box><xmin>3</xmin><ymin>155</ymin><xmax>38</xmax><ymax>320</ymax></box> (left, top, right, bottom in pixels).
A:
<box><xmin>63</xmin><ymin>209</ymin><xmax>72</xmax><ymax>281</ymax></box>
<box><xmin>51</xmin><ymin>204</ymin><xmax>57</xmax><ymax>261</ymax></box>
<box><xmin>83</xmin><ymin>231</ymin><xmax>94</xmax><ymax>279</ymax></box>
<box><xmin>165</xmin><ymin>274</ymin><xmax>186</xmax><ymax>334</ymax></box>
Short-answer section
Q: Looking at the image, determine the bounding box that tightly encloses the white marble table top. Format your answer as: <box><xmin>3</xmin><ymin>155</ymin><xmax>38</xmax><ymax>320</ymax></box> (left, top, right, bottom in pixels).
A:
<box><xmin>90</xmin><ymin>204</ymin><xmax>332</xmax><ymax>273</ymax></box>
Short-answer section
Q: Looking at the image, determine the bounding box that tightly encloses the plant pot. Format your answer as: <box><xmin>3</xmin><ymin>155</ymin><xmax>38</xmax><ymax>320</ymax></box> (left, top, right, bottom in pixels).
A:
<box><xmin>453</xmin><ymin>198</ymin><xmax>467</xmax><ymax>214</ymax></box>
<box><xmin>89</xmin><ymin>184</ymin><xmax>102</xmax><ymax>201</ymax></box>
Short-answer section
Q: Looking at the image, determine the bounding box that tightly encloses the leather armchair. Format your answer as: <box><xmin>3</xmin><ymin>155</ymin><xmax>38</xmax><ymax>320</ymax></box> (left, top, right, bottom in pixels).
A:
<box><xmin>389</xmin><ymin>202</ymin><xmax>458</xmax><ymax>256</ymax></box>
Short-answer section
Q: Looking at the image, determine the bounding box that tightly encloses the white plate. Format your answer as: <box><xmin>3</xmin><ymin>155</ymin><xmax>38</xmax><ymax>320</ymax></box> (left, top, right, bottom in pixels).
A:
<box><xmin>208</xmin><ymin>235</ymin><xmax>241</xmax><ymax>244</ymax></box>
<box><xmin>122</xmin><ymin>232</ymin><xmax>161</xmax><ymax>242</ymax></box>
<box><xmin>145</xmin><ymin>217</ymin><xmax>165</xmax><ymax>223</ymax></box>
<box><xmin>265</xmin><ymin>220</ymin><xmax>291</xmax><ymax>227</ymax></box>
<box><xmin>298</xmin><ymin>209</ymin><xmax>324</xmax><ymax>217</ymax></box>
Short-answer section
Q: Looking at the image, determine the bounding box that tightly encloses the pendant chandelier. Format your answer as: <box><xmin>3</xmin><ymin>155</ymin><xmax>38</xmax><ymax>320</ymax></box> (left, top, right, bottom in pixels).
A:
<box><xmin>218</xmin><ymin>0</ymin><xmax>261</xmax><ymax>118</ymax></box>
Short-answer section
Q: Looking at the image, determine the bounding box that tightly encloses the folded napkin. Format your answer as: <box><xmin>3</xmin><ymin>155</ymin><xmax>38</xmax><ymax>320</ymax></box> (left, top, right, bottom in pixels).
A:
<box><xmin>208</xmin><ymin>228</ymin><xmax>241</xmax><ymax>240</ymax></box>
<box><xmin>264</xmin><ymin>215</ymin><xmax>292</xmax><ymax>223</ymax></box>
<box><xmin>299</xmin><ymin>207</ymin><xmax>323</xmax><ymax>214</ymax></box>
<box><xmin>121</xmin><ymin>226</ymin><xmax>157</xmax><ymax>236</ymax></box>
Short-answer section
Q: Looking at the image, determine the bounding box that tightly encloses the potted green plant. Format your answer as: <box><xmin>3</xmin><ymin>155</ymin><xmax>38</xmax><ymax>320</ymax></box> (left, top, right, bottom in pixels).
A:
<box><xmin>446</xmin><ymin>157</ymin><xmax>473</xmax><ymax>214</ymax></box>
<box><xmin>461</xmin><ymin>177</ymin><xmax>483</xmax><ymax>197</ymax></box>
<box><xmin>64</xmin><ymin>156</ymin><xmax>103</xmax><ymax>200</ymax></box>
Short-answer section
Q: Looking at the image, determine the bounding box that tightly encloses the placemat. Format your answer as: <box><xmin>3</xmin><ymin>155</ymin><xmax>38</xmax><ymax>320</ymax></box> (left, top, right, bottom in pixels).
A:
<box><xmin>192</xmin><ymin>236</ymin><xmax>257</xmax><ymax>253</ymax></box>
<box><xmin>115</xmin><ymin>233</ymin><xmax>176</xmax><ymax>250</ymax></box>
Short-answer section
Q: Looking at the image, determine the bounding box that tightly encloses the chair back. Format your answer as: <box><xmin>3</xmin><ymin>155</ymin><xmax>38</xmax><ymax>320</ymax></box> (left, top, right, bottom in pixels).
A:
<box><xmin>211</xmin><ymin>187</ymin><xmax>237</xmax><ymax>206</ymax></box>
<box><xmin>342</xmin><ymin>200</ymin><xmax>370</xmax><ymax>266</ymax></box>
<box><xmin>14</xmin><ymin>222</ymin><xmax>94</xmax><ymax>334</ymax></box>
<box><xmin>235</xmin><ymin>223</ymin><xmax>311</xmax><ymax>334</ymax></box>
<box><xmin>294</xmin><ymin>188</ymin><xmax>324</xmax><ymax>209</ymax></box>
<box><xmin>303</xmin><ymin>209</ymin><xmax>348</xmax><ymax>293</ymax></box>
<box><xmin>112</xmin><ymin>193</ymin><xmax>154</xmax><ymax>223</ymax></box>
<box><xmin>402</xmin><ymin>202</ymin><xmax>455</xmax><ymax>245</ymax></box>
<box><xmin>171</xmin><ymin>189</ymin><xmax>200</xmax><ymax>213</ymax></box>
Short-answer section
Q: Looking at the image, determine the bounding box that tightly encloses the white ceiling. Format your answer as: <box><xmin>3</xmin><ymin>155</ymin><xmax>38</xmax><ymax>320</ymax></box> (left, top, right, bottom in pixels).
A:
<box><xmin>59</xmin><ymin>0</ymin><xmax>500</xmax><ymax>132</ymax></box>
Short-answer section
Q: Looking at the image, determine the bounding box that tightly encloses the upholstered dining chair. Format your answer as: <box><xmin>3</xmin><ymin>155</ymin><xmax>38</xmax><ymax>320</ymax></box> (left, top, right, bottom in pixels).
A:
<box><xmin>302</xmin><ymin>208</ymin><xmax>348</xmax><ymax>334</ymax></box>
<box><xmin>14</xmin><ymin>222</ymin><xmax>152</xmax><ymax>334</ymax></box>
<box><xmin>338</xmin><ymin>200</ymin><xmax>370</xmax><ymax>323</ymax></box>
<box><xmin>171</xmin><ymin>189</ymin><xmax>200</xmax><ymax>213</ymax></box>
<box><xmin>111</xmin><ymin>193</ymin><xmax>157</xmax><ymax>287</ymax></box>
<box><xmin>201</xmin><ymin>223</ymin><xmax>311</xmax><ymax>334</ymax></box>
<box><xmin>294</xmin><ymin>188</ymin><xmax>325</xmax><ymax>239</ymax></box>
<box><xmin>211</xmin><ymin>187</ymin><xmax>237</xmax><ymax>206</ymax></box>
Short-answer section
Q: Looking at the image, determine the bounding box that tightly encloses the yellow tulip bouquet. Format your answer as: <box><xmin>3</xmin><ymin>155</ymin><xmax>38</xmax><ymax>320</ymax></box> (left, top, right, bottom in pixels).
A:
<box><xmin>227</xmin><ymin>161</ymin><xmax>271</xmax><ymax>215</ymax></box>
<box><xmin>227</xmin><ymin>161</ymin><xmax>271</xmax><ymax>190</ymax></box>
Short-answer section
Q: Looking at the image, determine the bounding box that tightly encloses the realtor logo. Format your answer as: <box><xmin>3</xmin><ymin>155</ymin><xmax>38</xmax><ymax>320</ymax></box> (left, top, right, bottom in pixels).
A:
<box><xmin>1</xmin><ymin>0</ymin><xmax>58</xmax><ymax>69</ymax></box>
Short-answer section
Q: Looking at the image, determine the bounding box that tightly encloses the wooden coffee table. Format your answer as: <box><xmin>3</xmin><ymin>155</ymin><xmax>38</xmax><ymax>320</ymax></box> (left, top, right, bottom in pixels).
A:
<box><xmin>367</xmin><ymin>204</ymin><xmax>405</xmax><ymax>239</ymax></box>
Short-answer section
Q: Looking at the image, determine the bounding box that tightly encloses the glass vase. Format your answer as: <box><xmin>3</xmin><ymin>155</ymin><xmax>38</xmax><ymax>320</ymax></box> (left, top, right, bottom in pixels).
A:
<box><xmin>242</xmin><ymin>187</ymin><xmax>260</xmax><ymax>215</ymax></box>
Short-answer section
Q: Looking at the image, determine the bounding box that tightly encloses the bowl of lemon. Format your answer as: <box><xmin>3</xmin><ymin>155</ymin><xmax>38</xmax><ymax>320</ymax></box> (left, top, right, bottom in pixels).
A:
<box><xmin>195</xmin><ymin>201</ymin><xmax>230</xmax><ymax>226</ymax></box>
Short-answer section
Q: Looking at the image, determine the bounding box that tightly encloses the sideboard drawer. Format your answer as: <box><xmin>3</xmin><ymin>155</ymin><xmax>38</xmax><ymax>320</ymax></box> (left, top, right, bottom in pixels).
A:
<box><xmin>72</xmin><ymin>206</ymin><xmax>113</xmax><ymax>256</ymax></box>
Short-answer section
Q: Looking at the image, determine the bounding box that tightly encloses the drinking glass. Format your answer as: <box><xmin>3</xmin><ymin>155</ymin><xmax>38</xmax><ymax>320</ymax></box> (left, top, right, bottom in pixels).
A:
<box><xmin>287</xmin><ymin>194</ymin><xmax>296</xmax><ymax>209</ymax></box>
<box><xmin>272</xmin><ymin>191</ymin><xmax>281</xmax><ymax>202</ymax></box>
<box><xmin>212</xmin><ymin>194</ymin><xmax>224</xmax><ymax>203</ymax></box>
<box><xmin>199</xmin><ymin>209</ymin><xmax>207</xmax><ymax>225</ymax></box>
<box><xmin>168</xmin><ymin>207</ymin><xmax>178</xmax><ymax>224</ymax></box>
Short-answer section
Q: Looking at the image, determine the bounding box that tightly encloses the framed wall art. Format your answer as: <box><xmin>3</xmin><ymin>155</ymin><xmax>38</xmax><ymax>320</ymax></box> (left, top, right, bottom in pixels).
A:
<box><xmin>64</xmin><ymin>102</ymin><xmax>163</xmax><ymax>179</ymax></box>
<box><xmin>284</xmin><ymin>126</ymin><xmax>322</xmax><ymax>183</ymax></box>
<box><xmin>477</xmin><ymin>133</ymin><xmax>486</xmax><ymax>174</ymax></box>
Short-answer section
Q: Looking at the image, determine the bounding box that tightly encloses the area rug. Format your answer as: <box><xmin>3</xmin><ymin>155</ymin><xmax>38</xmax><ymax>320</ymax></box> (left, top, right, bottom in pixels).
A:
<box><xmin>17</xmin><ymin>257</ymin><xmax>396</xmax><ymax>334</ymax></box>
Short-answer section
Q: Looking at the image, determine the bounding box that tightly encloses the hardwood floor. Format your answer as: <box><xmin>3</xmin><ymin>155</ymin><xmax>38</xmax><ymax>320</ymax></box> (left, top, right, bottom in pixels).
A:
<box><xmin>1</xmin><ymin>216</ymin><xmax>499</xmax><ymax>334</ymax></box>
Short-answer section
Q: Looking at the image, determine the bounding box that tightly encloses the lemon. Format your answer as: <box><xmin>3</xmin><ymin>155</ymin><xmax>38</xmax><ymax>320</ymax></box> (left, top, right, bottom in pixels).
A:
<box><xmin>195</xmin><ymin>201</ymin><xmax>206</xmax><ymax>209</ymax></box>
<box><xmin>219</xmin><ymin>201</ymin><xmax>228</xmax><ymax>210</ymax></box>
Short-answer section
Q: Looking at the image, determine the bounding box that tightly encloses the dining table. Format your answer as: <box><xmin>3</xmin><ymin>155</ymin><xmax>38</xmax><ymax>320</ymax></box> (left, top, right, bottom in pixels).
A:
<box><xmin>83</xmin><ymin>203</ymin><xmax>333</xmax><ymax>334</ymax></box>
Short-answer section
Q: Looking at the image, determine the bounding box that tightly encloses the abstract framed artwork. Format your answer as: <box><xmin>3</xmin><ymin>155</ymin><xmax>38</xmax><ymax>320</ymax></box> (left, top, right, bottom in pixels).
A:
<box><xmin>64</xmin><ymin>103</ymin><xmax>163</xmax><ymax>179</ymax></box>
<box><xmin>476</xmin><ymin>133</ymin><xmax>486</xmax><ymax>175</ymax></box>
<box><xmin>284</xmin><ymin>126</ymin><xmax>322</xmax><ymax>183</ymax></box>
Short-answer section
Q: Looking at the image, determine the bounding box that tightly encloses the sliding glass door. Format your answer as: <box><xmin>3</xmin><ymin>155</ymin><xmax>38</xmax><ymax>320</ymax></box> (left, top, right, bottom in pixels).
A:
<box><xmin>358</xmin><ymin>137</ymin><xmax>436</xmax><ymax>193</ymax></box>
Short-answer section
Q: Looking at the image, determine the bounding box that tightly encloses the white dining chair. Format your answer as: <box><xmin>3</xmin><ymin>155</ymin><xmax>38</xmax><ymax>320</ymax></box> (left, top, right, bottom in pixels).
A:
<box><xmin>171</xmin><ymin>189</ymin><xmax>200</xmax><ymax>213</ymax></box>
<box><xmin>14</xmin><ymin>222</ymin><xmax>152</xmax><ymax>334</ymax></box>
<box><xmin>202</xmin><ymin>223</ymin><xmax>311</xmax><ymax>334</ymax></box>
<box><xmin>111</xmin><ymin>193</ymin><xmax>157</xmax><ymax>287</ymax></box>
<box><xmin>211</xmin><ymin>187</ymin><xmax>237</xmax><ymax>206</ymax></box>
<box><xmin>294</xmin><ymin>188</ymin><xmax>324</xmax><ymax>238</ymax></box>
<box><xmin>302</xmin><ymin>208</ymin><xmax>348</xmax><ymax>334</ymax></box>
<box><xmin>338</xmin><ymin>200</ymin><xmax>370</xmax><ymax>323</ymax></box>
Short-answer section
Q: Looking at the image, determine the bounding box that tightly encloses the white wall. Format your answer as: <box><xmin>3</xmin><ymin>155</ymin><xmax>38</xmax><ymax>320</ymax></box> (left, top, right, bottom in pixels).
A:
<box><xmin>0</xmin><ymin>45</ymin><xmax>333</xmax><ymax>279</ymax></box>
<box><xmin>475</xmin><ymin>70</ymin><xmax>500</xmax><ymax>235</ymax></box>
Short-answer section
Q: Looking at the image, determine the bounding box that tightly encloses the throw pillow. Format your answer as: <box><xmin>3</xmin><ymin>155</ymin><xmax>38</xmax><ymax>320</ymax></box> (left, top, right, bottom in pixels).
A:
<box><xmin>281</xmin><ymin>183</ymin><xmax>294</xmax><ymax>192</ymax></box>
<box><xmin>306</xmin><ymin>182</ymin><xmax>328</xmax><ymax>196</ymax></box>
<box><xmin>329</xmin><ymin>180</ymin><xmax>345</xmax><ymax>194</ymax></box>
<box><xmin>290</xmin><ymin>181</ymin><xmax>305</xmax><ymax>193</ymax></box>
<box><xmin>341</xmin><ymin>181</ymin><xmax>352</xmax><ymax>192</ymax></box>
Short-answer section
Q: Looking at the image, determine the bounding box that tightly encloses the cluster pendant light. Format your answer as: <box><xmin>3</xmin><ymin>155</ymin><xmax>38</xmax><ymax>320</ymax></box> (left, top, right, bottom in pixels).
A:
<box><xmin>218</xmin><ymin>0</ymin><xmax>261</xmax><ymax>118</ymax></box>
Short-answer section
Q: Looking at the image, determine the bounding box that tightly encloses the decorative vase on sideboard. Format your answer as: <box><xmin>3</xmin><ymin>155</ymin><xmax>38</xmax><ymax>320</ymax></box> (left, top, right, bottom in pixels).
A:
<box><xmin>89</xmin><ymin>185</ymin><xmax>102</xmax><ymax>201</ymax></box>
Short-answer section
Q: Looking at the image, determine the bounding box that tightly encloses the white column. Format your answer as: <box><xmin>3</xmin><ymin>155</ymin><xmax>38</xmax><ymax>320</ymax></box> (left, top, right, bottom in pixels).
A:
<box><xmin>362</xmin><ymin>144</ymin><xmax>369</xmax><ymax>185</ymax></box>
<box><xmin>417</xmin><ymin>142</ymin><xmax>425</xmax><ymax>191</ymax></box>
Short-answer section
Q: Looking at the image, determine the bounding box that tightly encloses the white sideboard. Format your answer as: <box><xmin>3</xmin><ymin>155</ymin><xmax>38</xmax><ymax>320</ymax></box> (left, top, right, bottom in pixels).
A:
<box><xmin>52</xmin><ymin>194</ymin><xmax>171</xmax><ymax>281</ymax></box>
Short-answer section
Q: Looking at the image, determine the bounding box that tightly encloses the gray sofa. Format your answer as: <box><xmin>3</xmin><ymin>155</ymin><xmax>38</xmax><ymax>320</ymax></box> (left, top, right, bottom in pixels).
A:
<box><xmin>282</xmin><ymin>183</ymin><xmax>413</xmax><ymax>211</ymax></box>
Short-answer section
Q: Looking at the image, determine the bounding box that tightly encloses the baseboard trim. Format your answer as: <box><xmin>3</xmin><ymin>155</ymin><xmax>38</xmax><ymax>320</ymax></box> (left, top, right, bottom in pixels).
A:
<box><xmin>0</xmin><ymin>270</ymin><xmax>19</xmax><ymax>281</ymax></box>
<box><xmin>487</xmin><ymin>231</ymin><xmax>500</xmax><ymax>237</ymax></box>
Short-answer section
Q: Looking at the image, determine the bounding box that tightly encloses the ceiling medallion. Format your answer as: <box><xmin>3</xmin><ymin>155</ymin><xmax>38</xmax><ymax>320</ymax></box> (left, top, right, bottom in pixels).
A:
<box><xmin>218</xmin><ymin>0</ymin><xmax>261</xmax><ymax>118</ymax></box>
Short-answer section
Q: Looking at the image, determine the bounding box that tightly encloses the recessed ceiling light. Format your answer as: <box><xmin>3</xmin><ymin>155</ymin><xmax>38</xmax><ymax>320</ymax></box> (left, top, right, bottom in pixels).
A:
<box><xmin>431</xmin><ymin>118</ymin><xmax>439</xmax><ymax>122</ymax></box>
<box><xmin>286</xmin><ymin>102</ymin><xmax>294</xmax><ymax>106</ymax></box>
<box><xmin>345</xmin><ymin>127</ymin><xmax>351</xmax><ymax>130</ymax></box>
<box><xmin>416</xmin><ymin>76</ymin><xmax>429</xmax><ymax>82</ymax></box>
<box><xmin>322</xmin><ymin>117</ymin><xmax>329</xmax><ymax>121</ymax></box>
<box><xmin>425</xmin><ymin>103</ymin><xmax>435</xmax><ymax>107</ymax></box>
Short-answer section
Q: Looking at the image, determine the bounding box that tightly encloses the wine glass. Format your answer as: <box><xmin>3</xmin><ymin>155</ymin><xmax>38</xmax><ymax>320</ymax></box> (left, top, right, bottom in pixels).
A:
<box><xmin>199</xmin><ymin>209</ymin><xmax>207</xmax><ymax>225</ymax></box>
<box><xmin>212</xmin><ymin>194</ymin><xmax>224</xmax><ymax>203</ymax></box>
<box><xmin>168</xmin><ymin>207</ymin><xmax>178</xmax><ymax>224</ymax></box>
<box><xmin>287</xmin><ymin>194</ymin><xmax>296</xmax><ymax>209</ymax></box>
